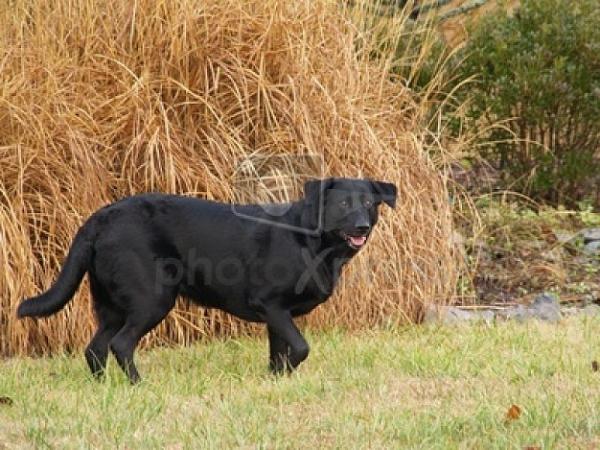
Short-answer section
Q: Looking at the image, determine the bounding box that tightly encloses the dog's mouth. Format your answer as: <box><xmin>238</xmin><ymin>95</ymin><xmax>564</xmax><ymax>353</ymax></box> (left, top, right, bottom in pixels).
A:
<box><xmin>341</xmin><ymin>232</ymin><xmax>368</xmax><ymax>250</ymax></box>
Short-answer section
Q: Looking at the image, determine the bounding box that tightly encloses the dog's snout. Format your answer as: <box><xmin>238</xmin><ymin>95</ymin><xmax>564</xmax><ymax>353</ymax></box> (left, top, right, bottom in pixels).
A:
<box><xmin>354</xmin><ymin>216</ymin><xmax>371</xmax><ymax>235</ymax></box>
<box><xmin>355</xmin><ymin>225</ymin><xmax>370</xmax><ymax>235</ymax></box>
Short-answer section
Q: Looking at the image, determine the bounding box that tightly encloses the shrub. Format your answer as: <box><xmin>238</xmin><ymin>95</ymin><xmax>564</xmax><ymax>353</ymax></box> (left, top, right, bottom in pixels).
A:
<box><xmin>456</xmin><ymin>0</ymin><xmax>600</xmax><ymax>206</ymax></box>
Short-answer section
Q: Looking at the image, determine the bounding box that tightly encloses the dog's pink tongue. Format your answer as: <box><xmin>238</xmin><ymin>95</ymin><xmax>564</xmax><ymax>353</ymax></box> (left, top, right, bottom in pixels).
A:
<box><xmin>350</xmin><ymin>236</ymin><xmax>366</xmax><ymax>247</ymax></box>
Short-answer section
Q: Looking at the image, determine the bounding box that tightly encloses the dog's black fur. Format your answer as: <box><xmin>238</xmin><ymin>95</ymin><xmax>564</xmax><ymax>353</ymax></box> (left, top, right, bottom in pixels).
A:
<box><xmin>17</xmin><ymin>177</ymin><xmax>396</xmax><ymax>383</ymax></box>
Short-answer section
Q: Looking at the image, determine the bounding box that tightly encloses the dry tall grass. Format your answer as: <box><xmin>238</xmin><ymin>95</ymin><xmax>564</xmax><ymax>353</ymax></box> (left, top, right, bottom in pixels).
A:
<box><xmin>0</xmin><ymin>0</ymin><xmax>460</xmax><ymax>356</ymax></box>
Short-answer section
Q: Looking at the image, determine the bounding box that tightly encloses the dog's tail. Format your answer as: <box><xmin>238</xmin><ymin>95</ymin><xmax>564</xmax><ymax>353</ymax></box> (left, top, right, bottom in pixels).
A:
<box><xmin>17</xmin><ymin>223</ymin><xmax>93</xmax><ymax>318</ymax></box>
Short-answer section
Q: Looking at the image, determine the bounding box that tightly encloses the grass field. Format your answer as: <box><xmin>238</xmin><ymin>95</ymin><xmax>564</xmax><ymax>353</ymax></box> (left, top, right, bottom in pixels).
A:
<box><xmin>1</xmin><ymin>317</ymin><xmax>600</xmax><ymax>449</ymax></box>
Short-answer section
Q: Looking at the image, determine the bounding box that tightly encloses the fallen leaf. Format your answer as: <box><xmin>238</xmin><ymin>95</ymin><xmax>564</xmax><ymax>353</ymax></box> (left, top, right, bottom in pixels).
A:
<box><xmin>592</xmin><ymin>360</ymin><xmax>599</xmax><ymax>372</ymax></box>
<box><xmin>523</xmin><ymin>446</ymin><xmax>541</xmax><ymax>450</ymax></box>
<box><xmin>0</xmin><ymin>396</ymin><xmax>13</xmax><ymax>406</ymax></box>
<box><xmin>506</xmin><ymin>404</ymin><xmax>522</xmax><ymax>421</ymax></box>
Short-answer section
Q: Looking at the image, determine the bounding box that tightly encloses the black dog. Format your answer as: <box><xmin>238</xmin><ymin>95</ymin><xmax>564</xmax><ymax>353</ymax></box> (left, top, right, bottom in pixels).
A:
<box><xmin>18</xmin><ymin>177</ymin><xmax>396</xmax><ymax>383</ymax></box>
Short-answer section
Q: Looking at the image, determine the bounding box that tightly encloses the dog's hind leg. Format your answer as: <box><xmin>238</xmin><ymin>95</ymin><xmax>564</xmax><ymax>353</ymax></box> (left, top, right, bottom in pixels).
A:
<box><xmin>85</xmin><ymin>278</ymin><xmax>125</xmax><ymax>379</ymax></box>
<box><xmin>108</xmin><ymin>292</ymin><xmax>176</xmax><ymax>384</ymax></box>
<box><xmin>85</xmin><ymin>312</ymin><xmax>124</xmax><ymax>378</ymax></box>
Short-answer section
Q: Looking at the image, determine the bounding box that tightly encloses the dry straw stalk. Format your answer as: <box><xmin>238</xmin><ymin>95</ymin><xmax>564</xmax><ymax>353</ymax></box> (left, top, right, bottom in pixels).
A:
<box><xmin>0</xmin><ymin>0</ymin><xmax>458</xmax><ymax>356</ymax></box>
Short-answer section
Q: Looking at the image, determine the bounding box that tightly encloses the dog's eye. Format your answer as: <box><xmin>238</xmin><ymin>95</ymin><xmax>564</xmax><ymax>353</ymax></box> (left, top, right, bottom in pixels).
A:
<box><xmin>339</xmin><ymin>200</ymin><xmax>350</xmax><ymax>209</ymax></box>
<box><xmin>363</xmin><ymin>199</ymin><xmax>373</xmax><ymax>208</ymax></box>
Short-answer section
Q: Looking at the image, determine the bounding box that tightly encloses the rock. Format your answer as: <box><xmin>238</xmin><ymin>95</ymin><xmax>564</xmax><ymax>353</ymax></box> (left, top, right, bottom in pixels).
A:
<box><xmin>553</xmin><ymin>229</ymin><xmax>579</xmax><ymax>244</ymax></box>
<box><xmin>442</xmin><ymin>307</ymin><xmax>475</xmax><ymax>324</ymax></box>
<box><xmin>582</xmin><ymin>228</ymin><xmax>600</xmax><ymax>243</ymax></box>
<box><xmin>561</xmin><ymin>307</ymin><xmax>580</xmax><ymax>317</ymax></box>
<box><xmin>478</xmin><ymin>310</ymin><xmax>496</xmax><ymax>324</ymax></box>
<box><xmin>583</xmin><ymin>241</ymin><xmax>600</xmax><ymax>255</ymax></box>
<box><xmin>423</xmin><ymin>306</ymin><xmax>471</xmax><ymax>325</ymax></box>
<box><xmin>528</xmin><ymin>293</ymin><xmax>561</xmax><ymax>322</ymax></box>
<box><xmin>422</xmin><ymin>307</ymin><xmax>439</xmax><ymax>324</ymax></box>
<box><xmin>496</xmin><ymin>304</ymin><xmax>530</xmax><ymax>322</ymax></box>
<box><xmin>423</xmin><ymin>293</ymin><xmax>567</xmax><ymax>326</ymax></box>
<box><xmin>580</xmin><ymin>304</ymin><xmax>600</xmax><ymax>317</ymax></box>
<box><xmin>422</xmin><ymin>306</ymin><xmax>493</xmax><ymax>325</ymax></box>
<box><xmin>422</xmin><ymin>306</ymin><xmax>443</xmax><ymax>324</ymax></box>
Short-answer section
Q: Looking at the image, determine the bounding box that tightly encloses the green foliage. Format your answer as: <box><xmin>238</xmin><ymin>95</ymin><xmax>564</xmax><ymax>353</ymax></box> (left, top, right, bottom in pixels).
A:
<box><xmin>456</xmin><ymin>0</ymin><xmax>600</xmax><ymax>206</ymax></box>
<box><xmin>390</xmin><ymin>21</ymin><xmax>450</xmax><ymax>92</ymax></box>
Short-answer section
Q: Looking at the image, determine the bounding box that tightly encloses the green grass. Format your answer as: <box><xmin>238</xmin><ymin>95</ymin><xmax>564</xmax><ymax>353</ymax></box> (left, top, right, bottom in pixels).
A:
<box><xmin>2</xmin><ymin>317</ymin><xmax>600</xmax><ymax>449</ymax></box>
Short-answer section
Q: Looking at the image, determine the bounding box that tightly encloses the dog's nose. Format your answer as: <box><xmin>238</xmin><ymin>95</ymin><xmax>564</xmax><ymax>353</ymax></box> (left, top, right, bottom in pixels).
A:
<box><xmin>354</xmin><ymin>224</ymin><xmax>371</xmax><ymax>235</ymax></box>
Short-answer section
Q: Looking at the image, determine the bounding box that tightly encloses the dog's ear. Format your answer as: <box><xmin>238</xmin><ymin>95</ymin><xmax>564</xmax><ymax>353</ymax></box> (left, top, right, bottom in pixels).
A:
<box><xmin>371</xmin><ymin>181</ymin><xmax>397</xmax><ymax>208</ymax></box>
<box><xmin>303</xmin><ymin>178</ymin><xmax>334</xmax><ymax>232</ymax></box>
<box><xmin>303</xmin><ymin>178</ymin><xmax>336</xmax><ymax>203</ymax></box>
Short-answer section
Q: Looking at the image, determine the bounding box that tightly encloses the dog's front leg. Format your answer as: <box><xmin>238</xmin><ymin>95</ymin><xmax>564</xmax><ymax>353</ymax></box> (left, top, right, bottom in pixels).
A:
<box><xmin>267</xmin><ymin>326</ymin><xmax>290</xmax><ymax>374</ymax></box>
<box><xmin>263</xmin><ymin>308</ymin><xmax>309</xmax><ymax>374</ymax></box>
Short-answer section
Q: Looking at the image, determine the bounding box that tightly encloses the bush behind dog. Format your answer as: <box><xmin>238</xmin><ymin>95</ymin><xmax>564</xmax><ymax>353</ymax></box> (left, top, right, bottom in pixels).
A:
<box><xmin>0</xmin><ymin>0</ymin><xmax>459</xmax><ymax>356</ymax></box>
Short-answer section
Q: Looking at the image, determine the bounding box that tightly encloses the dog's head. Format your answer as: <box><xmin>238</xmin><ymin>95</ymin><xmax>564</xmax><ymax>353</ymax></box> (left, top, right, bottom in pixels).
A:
<box><xmin>303</xmin><ymin>177</ymin><xmax>397</xmax><ymax>250</ymax></box>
